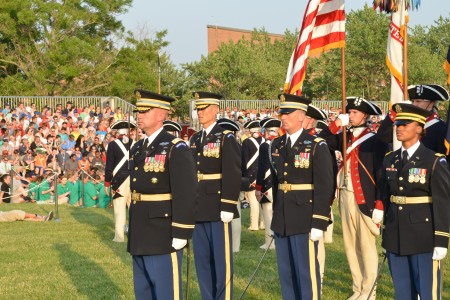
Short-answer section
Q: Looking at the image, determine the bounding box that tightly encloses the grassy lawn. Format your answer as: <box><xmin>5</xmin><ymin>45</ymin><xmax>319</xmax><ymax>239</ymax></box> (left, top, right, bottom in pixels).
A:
<box><xmin>0</xmin><ymin>203</ymin><xmax>448</xmax><ymax>299</ymax></box>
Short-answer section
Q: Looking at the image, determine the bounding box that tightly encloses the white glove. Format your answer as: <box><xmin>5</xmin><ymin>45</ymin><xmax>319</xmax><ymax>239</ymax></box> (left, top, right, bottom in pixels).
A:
<box><xmin>309</xmin><ymin>228</ymin><xmax>323</xmax><ymax>242</ymax></box>
<box><xmin>372</xmin><ymin>209</ymin><xmax>384</xmax><ymax>225</ymax></box>
<box><xmin>337</xmin><ymin>114</ymin><xmax>349</xmax><ymax>126</ymax></box>
<box><xmin>171</xmin><ymin>238</ymin><xmax>187</xmax><ymax>250</ymax></box>
<box><xmin>220</xmin><ymin>211</ymin><xmax>234</xmax><ymax>223</ymax></box>
<box><xmin>432</xmin><ymin>247</ymin><xmax>447</xmax><ymax>261</ymax></box>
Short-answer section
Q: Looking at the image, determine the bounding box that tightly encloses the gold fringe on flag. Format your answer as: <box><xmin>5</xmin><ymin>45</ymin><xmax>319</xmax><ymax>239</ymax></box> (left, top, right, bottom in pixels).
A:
<box><xmin>373</xmin><ymin>0</ymin><xmax>420</xmax><ymax>13</ymax></box>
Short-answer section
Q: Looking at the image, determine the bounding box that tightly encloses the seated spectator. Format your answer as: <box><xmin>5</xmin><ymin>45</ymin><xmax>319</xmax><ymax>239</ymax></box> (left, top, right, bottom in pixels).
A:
<box><xmin>61</xmin><ymin>134</ymin><xmax>76</xmax><ymax>154</ymax></box>
<box><xmin>0</xmin><ymin>150</ymin><xmax>12</xmax><ymax>175</ymax></box>
<box><xmin>0</xmin><ymin>174</ymin><xmax>12</xmax><ymax>203</ymax></box>
<box><xmin>64</xmin><ymin>154</ymin><xmax>78</xmax><ymax>176</ymax></box>
<box><xmin>34</xmin><ymin>148</ymin><xmax>47</xmax><ymax>176</ymax></box>
<box><xmin>82</xmin><ymin>175</ymin><xmax>98</xmax><ymax>208</ymax></box>
<box><xmin>95</xmin><ymin>173</ymin><xmax>110</xmax><ymax>208</ymax></box>
<box><xmin>67</xmin><ymin>172</ymin><xmax>81</xmax><ymax>206</ymax></box>
<box><xmin>0</xmin><ymin>210</ymin><xmax>53</xmax><ymax>222</ymax></box>
<box><xmin>27</xmin><ymin>173</ymin><xmax>39</xmax><ymax>202</ymax></box>
<box><xmin>19</xmin><ymin>136</ymin><xmax>31</xmax><ymax>156</ymax></box>
<box><xmin>46</xmin><ymin>147</ymin><xmax>62</xmax><ymax>175</ymax></box>
<box><xmin>78</xmin><ymin>153</ymin><xmax>90</xmax><ymax>173</ymax></box>
<box><xmin>36</xmin><ymin>174</ymin><xmax>54</xmax><ymax>204</ymax></box>
<box><xmin>11</xmin><ymin>150</ymin><xmax>26</xmax><ymax>177</ymax></box>
<box><xmin>56</xmin><ymin>175</ymin><xmax>70</xmax><ymax>204</ymax></box>
<box><xmin>91</xmin><ymin>150</ymin><xmax>105</xmax><ymax>172</ymax></box>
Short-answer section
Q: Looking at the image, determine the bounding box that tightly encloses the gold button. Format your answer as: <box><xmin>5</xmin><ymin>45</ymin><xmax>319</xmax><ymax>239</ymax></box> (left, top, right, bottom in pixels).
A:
<box><xmin>425</xmin><ymin>218</ymin><xmax>429</xmax><ymax>222</ymax></box>
<box><xmin>284</xmin><ymin>163</ymin><xmax>288</xmax><ymax>166</ymax></box>
<box><xmin>197</xmin><ymin>162</ymin><xmax>200</xmax><ymax>165</ymax></box>
<box><xmin>135</xmin><ymin>167</ymin><xmax>138</xmax><ymax>171</ymax></box>
<box><xmin>133</xmin><ymin>190</ymin><xmax>136</xmax><ymax>193</ymax></box>
<box><xmin>218</xmin><ymin>191</ymin><xmax>221</xmax><ymax>194</ymax></box>
<box><xmin>198</xmin><ymin>153</ymin><xmax>200</xmax><ymax>156</ymax></box>
<box><xmin>309</xmin><ymin>200</ymin><xmax>312</xmax><ymax>203</ymax></box>
<box><xmin>283</xmin><ymin>172</ymin><xmax>287</xmax><ymax>175</ymax></box>
<box><xmin>165</xmin><ymin>213</ymin><xmax>168</xmax><ymax>217</ymax></box>
<box><xmin>399</xmin><ymin>177</ymin><xmax>403</xmax><ymax>181</ymax></box>
<box><xmin>399</xmin><ymin>187</ymin><xmax>403</xmax><ymax>191</ymax></box>
<box><xmin>399</xmin><ymin>206</ymin><xmax>403</xmax><ymax>211</ymax></box>
<box><xmin>133</xmin><ymin>178</ymin><xmax>136</xmax><ymax>182</ymax></box>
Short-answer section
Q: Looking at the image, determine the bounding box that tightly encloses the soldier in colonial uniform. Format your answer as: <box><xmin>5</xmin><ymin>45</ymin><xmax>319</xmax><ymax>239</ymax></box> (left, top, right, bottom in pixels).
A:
<box><xmin>189</xmin><ymin>92</ymin><xmax>241</xmax><ymax>300</ymax></box>
<box><xmin>104</xmin><ymin>120</ymin><xmax>136</xmax><ymax>242</ymax></box>
<box><xmin>128</xmin><ymin>90</ymin><xmax>197</xmax><ymax>300</ymax></box>
<box><xmin>163</xmin><ymin>120</ymin><xmax>182</xmax><ymax>137</ymax></box>
<box><xmin>381</xmin><ymin>103</ymin><xmax>450</xmax><ymax>300</ymax></box>
<box><xmin>378</xmin><ymin>84</ymin><xmax>449</xmax><ymax>160</ymax></box>
<box><xmin>255</xmin><ymin>117</ymin><xmax>281</xmax><ymax>250</ymax></box>
<box><xmin>319</xmin><ymin>97</ymin><xmax>388</xmax><ymax>300</ymax></box>
<box><xmin>241</xmin><ymin>119</ymin><xmax>265</xmax><ymax>231</ymax></box>
<box><xmin>269</xmin><ymin>94</ymin><xmax>334</xmax><ymax>299</ymax></box>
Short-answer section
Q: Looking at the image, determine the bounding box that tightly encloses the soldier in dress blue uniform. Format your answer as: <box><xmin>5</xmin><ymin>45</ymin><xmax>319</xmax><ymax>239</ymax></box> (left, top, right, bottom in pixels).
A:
<box><xmin>163</xmin><ymin>120</ymin><xmax>182</xmax><ymax>137</ymax></box>
<box><xmin>319</xmin><ymin>97</ymin><xmax>388</xmax><ymax>300</ymax></box>
<box><xmin>255</xmin><ymin>117</ymin><xmax>281</xmax><ymax>250</ymax></box>
<box><xmin>381</xmin><ymin>103</ymin><xmax>450</xmax><ymax>300</ymax></box>
<box><xmin>105</xmin><ymin>120</ymin><xmax>136</xmax><ymax>242</ymax></box>
<box><xmin>217</xmin><ymin>118</ymin><xmax>243</xmax><ymax>253</ymax></box>
<box><xmin>269</xmin><ymin>93</ymin><xmax>334</xmax><ymax>299</ymax></box>
<box><xmin>189</xmin><ymin>92</ymin><xmax>241</xmax><ymax>300</ymax></box>
<box><xmin>242</xmin><ymin>119</ymin><xmax>265</xmax><ymax>231</ymax></box>
<box><xmin>378</xmin><ymin>84</ymin><xmax>449</xmax><ymax>160</ymax></box>
<box><xmin>128</xmin><ymin>90</ymin><xmax>197</xmax><ymax>300</ymax></box>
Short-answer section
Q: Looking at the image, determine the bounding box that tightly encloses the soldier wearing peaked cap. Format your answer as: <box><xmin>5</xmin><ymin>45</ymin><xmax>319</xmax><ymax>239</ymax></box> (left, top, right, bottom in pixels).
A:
<box><xmin>378</xmin><ymin>84</ymin><xmax>449</xmax><ymax>160</ymax></box>
<box><xmin>217</xmin><ymin>117</ymin><xmax>243</xmax><ymax>253</ymax></box>
<box><xmin>189</xmin><ymin>91</ymin><xmax>241</xmax><ymax>300</ymax></box>
<box><xmin>269</xmin><ymin>93</ymin><xmax>334</xmax><ymax>299</ymax></box>
<box><xmin>303</xmin><ymin>104</ymin><xmax>335</xmax><ymax>287</ymax></box>
<box><xmin>105</xmin><ymin>120</ymin><xmax>136</xmax><ymax>242</ymax></box>
<box><xmin>163</xmin><ymin>120</ymin><xmax>182</xmax><ymax>137</ymax></box>
<box><xmin>319</xmin><ymin>96</ymin><xmax>388</xmax><ymax>300</ymax></box>
<box><xmin>242</xmin><ymin>119</ymin><xmax>265</xmax><ymax>232</ymax></box>
<box><xmin>381</xmin><ymin>103</ymin><xmax>450</xmax><ymax>300</ymax></box>
<box><xmin>255</xmin><ymin>117</ymin><xmax>281</xmax><ymax>250</ymax></box>
<box><xmin>128</xmin><ymin>89</ymin><xmax>197</xmax><ymax>300</ymax></box>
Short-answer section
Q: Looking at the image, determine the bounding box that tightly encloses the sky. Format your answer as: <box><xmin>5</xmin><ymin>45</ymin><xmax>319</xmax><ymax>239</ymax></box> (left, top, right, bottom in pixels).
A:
<box><xmin>119</xmin><ymin>0</ymin><xmax>450</xmax><ymax>67</ymax></box>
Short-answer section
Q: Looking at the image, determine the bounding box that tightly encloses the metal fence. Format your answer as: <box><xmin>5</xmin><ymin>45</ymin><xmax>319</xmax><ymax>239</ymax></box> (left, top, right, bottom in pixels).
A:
<box><xmin>0</xmin><ymin>96</ymin><xmax>135</xmax><ymax>114</ymax></box>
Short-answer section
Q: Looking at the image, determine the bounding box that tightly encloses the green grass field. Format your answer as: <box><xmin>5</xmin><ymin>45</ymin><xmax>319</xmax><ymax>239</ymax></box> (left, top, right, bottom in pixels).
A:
<box><xmin>0</xmin><ymin>203</ymin><xmax>448</xmax><ymax>299</ymax></box>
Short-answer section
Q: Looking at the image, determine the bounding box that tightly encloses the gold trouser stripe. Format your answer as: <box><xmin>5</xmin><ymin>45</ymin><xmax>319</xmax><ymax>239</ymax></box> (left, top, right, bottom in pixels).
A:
<box><xmin>309</xmin><ymin>239</ymin><xmax>318</xmax><ymax>300</ymax></box>
<box><xmin>131</xmin><ymin>193</ymin><xmax>172</xmax><ymax>201</ymax></box>
<box><xmin>172</xmin><ymin>222</ymin><xmax>195</xmax><ymax>229</ymax></box>
<box><xmin>171</xmin><ymin>252</ymin><xmax>180</xmax><ymax>300</ymax></box>
<box><xmin>221</xmin><ymin>199</ymin><xmax>238</xmax><ymax>204</ymax></box>
<box><xmin>389</xmin><ymin>195</ymin><xmax>432</xmax><ymax>204</ymax></box>
<box><xmin>224</xmin><ymin>223</ymin><xmax>231</xmax><ymax>300</ymax></box>
<box><xmin>432</xmin><ymin>260</ymin><xmax>439</xmax><ymax>300</ymax></box>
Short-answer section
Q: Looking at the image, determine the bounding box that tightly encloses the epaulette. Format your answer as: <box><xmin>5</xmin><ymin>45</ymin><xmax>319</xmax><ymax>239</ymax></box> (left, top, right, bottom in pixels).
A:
<box><xmin>435</xmin><ymin>153</ymin><xmax>445</xmax><ymax>157</ymax></box>
<box><xmin>385</xmin><ymin>151</ymin><xmax>393</xmax><ymax>156</ymax></box>
<box><xmin>314</xmin><ymin>137</ymin><xmax>324</xmax><ymax>143</ymax></box>
<box><xmin>171</xmin><ymin>138</ymin><xmax>183</xmax><ymax>144</ymax></box>
<box><xmin>224</xmin><ymin>130</ymin><xmax>232</xmax><ymax>135</ymax></box>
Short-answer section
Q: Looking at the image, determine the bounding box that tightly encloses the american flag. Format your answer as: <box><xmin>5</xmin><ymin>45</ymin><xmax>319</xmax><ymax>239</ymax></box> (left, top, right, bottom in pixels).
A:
<box><xmin>386</xmin><ymin>0</ymin><xmax>408</xmax><ymax>105</ymax></box>
<box><xmin>284</xmin><ymin>0</ymin><xmax>345</xmax><ymax>95</ymax></box>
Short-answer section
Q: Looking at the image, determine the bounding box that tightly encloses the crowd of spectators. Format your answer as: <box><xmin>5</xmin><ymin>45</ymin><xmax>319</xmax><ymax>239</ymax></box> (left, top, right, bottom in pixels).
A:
<box><xmin>0</xmin><ymin>100</ymin><xmax>138</xmax><ymax>207</ymax></box>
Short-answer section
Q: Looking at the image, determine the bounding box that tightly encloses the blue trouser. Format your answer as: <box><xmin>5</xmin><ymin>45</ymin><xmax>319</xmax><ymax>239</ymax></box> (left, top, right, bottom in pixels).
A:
<box><xmin>193</xmin><ymin>221</ymin><xmax>233</xmax><ymax>300</ymax></box>
<box><xmin>133</xmin><ymin>250</ymin><xmax>183</xmax><ymax>300</ymax></box>
<box><xmin>387</xmin><ymin>251</ymin><xmax>442</xmax><ymax>300</ymax></box>
<box><xmin>275</xmin><ymin>232</ymin><xmax>321</xmax><ymax>300</ymax></box>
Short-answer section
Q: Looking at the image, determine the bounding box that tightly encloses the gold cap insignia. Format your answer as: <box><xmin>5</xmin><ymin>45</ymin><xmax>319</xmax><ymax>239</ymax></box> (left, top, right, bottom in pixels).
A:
<box><xmin>194</xmin><ymin>92</ymin><xmax>200</xmax><ymax>100</ymax></box>
<box><xmin>395</xmin><ymin>104</ymin><xmax>402</xmax><ymax>113</ymax></box>
<box><xmin>135</xmin><ymin>91</ymin><xmax>141</xmax><ymax>100</ymax></box>
<box><xmin>151</xmin><ymin>177</ymin><xmax>158</xmax><ymax>184</ymax></box>
<box><xmin>280</xmin><ymin>95</ymin><xmax>286</xmax><ymax>103</ymax></box>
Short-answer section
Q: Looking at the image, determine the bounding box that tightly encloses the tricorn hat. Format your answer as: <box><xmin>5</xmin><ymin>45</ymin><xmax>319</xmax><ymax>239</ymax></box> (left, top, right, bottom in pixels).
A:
<box><xmin>408</xmin><ymin>84</ymin><xmax>449</xmax><ymax>102</ymax></box>
<box><xmin>163</xmin><ymin>120</ymin><xmax>182</xmax><ymax>132</ymax></box>
<box><xmin>306</xmin><ymin>104</ymin><xmax>327</xmax><ymax>121</ymax></box>
<box><xmin>217</xmin><ymin>118</ymin><xmax>240</xmax><ymax>132</ymax></box>
<box><xmin>346</xmin><ymin>97</ymin><xmax>382</xmax><ymax>115</ymax></box>
<box><xmin>110</xmin><ymin>120</ymin><xmax>137</xmax><ymax>130</ymax></box>
<box><xmin>260</xmin><ymin>117</ymin><xmax>281</xmax><ymax>129</ymax></box>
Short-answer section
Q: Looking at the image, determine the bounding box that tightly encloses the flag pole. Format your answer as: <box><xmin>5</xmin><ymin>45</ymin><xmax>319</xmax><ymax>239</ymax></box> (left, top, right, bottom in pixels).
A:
<box><xmin>341</xmin><ymin>47</ymin><xmax>348</xmax><ymax>187</ymax></box>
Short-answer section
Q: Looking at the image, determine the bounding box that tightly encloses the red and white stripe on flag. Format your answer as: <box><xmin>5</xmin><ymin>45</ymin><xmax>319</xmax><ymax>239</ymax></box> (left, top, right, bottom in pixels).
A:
<box><xmin>284</xmin><ymin>0</ymin><xmax>345</xmax><ymax>95</ymax></box>
<box><xmin>386</xmin><ymin>0</ymin><xmax>408</xmax><ymax>106</ymax></box>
